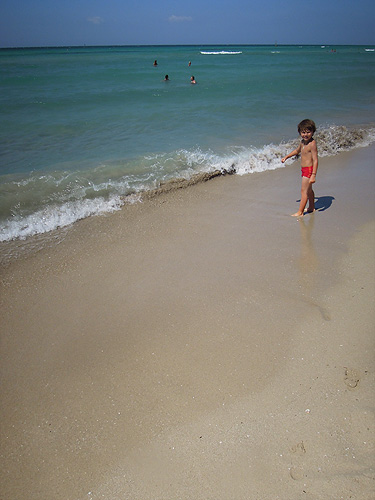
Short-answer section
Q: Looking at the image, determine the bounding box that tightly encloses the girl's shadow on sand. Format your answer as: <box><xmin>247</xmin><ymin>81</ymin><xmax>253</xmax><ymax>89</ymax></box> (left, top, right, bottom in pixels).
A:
<box><xmin>314</xmin><ymin>195</ymin><xmax>335</xmax><ymax>212</ymax></box>
<box><xmin>296</xmin><ymin>195</ymin><xmax>335</xmax><ymax>212</ymax></box>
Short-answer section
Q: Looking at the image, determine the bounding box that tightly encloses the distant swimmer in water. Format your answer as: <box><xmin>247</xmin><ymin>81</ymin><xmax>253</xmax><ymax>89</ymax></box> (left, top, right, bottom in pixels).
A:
<box><xmin>153</xmin><ymin>60</ymin><xmax>158</xmax><ymax>66</ymax></box>
<box><xmin>190</xmin><ymin>76</ymin><xmax>196</xmax><ymax>84</ymax></box>
<box><xmin>188</xmin><ymin>61</ymin><xmax>191</xmax><ymax>66</ymax></box>
<box><xmin>164</xmin><ymin>75</ymin><xmax>169</xmax><ymax>81</ymax></box>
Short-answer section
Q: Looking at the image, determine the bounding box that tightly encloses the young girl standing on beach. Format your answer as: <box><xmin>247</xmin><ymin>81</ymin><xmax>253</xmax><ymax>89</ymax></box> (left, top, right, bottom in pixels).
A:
<box><xmin>281</xmin><ymin>119</ymin><xmax>318</xmax><ymax>216</ymax></box>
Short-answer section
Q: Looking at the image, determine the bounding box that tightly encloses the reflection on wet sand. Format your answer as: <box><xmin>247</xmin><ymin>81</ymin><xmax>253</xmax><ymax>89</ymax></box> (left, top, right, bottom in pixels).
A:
<box><xmin>298</xmin><ymin>212</ymin><xmax>318</xmax><ymax>288</ymax></box>
<box><xmin>297</xmin><ymin>213</ymin><xmax>332</xmax><ymax>321</ymax></box>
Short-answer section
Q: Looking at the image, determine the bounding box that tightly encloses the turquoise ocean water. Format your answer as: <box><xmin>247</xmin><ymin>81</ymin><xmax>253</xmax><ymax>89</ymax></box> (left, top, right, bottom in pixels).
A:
<box><xmin>1</xmin><ymin>44</ymin><xmax>374</xmax><ymax>243</ymax></box>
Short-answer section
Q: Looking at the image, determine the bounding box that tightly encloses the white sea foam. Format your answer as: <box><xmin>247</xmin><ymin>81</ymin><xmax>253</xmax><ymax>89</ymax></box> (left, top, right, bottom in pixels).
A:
<box><xmin>0</xmin><ymin>197</ymin><xmax>123</xmax><ymax>242</ymax></box>
<box><xmin>1</xmin><ymin>125</ymin><xmax>374</xmax><ymax>243</ymax></box>
<box><xmin>180</xmin><ymin>125</ymin><xmax>375</xmax><ymax>177</ymax></box>
<box><xmin>200</xmin><ymin>51</ymin><xmax>242</xmax><ymax>55</ymax></box>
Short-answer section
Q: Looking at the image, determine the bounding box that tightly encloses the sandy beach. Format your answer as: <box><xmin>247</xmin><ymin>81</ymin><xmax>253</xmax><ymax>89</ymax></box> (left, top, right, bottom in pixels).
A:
<box><xmin>1</xmin><ymin>145</ymin><xmax>374</xmax><ymax>500</ymax></box>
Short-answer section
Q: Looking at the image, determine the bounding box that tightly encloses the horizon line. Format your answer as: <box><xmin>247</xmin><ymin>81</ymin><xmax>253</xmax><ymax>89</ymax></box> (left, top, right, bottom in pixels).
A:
<box><xmin>1</xmin><ymin>42</ymin><xmax>374</xmax><ymax>50</ymax></box>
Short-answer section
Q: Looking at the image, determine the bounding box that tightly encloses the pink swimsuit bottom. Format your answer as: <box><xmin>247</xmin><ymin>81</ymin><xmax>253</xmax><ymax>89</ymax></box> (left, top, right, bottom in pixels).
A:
<box><xmin>301</xmin><ymin>166</ymin><xmax>313</xmax><ymax>178</ymax></box>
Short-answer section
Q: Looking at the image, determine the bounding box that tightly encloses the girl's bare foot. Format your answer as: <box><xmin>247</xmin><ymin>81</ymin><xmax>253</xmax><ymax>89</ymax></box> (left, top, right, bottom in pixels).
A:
<box><xmin>305</xmin><ymin>208</ymin><xmax>316</xmax><ymax>214</ymax></box>
<box><xmin>291</xmin><ymin>212</ymin><xmax>303</xmax><ymax>217</ymax></box>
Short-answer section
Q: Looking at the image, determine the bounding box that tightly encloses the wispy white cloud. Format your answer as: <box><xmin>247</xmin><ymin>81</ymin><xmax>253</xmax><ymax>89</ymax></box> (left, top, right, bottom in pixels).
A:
<box><xmin>87</xmin><ymin>16</ymin><xmax>104</xmax><ymax>25</ymax></box>
<box><xmin>168</xmin><ymin>15</ymin><xmax>192</xmax><ymax>23</ymax></box>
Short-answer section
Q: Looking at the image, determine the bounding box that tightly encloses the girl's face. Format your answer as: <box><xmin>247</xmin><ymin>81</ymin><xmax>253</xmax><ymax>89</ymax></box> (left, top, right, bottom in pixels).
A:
<box><xmin>300</xmin><ymin>129</ymin><xmax>314</xmax><ymax>142</ymax></box>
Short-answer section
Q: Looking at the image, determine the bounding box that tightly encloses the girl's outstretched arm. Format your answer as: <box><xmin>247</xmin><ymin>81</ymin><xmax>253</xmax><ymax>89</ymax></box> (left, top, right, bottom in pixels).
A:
<box><xmin>281</xmin><ymin>145</ymin><xmax>301</xmax><ymax>163</ymax></box>
<box><xmin>281</xmin><ymin>142</ymin><xmax>301</xmax><ymax>163</ymax></box>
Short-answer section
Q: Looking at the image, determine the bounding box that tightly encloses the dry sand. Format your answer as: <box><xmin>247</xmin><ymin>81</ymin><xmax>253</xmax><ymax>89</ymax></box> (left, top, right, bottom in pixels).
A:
<box><xmin>1</xmin><ymin>145</ymin><xmax>374</xmax><ymax>500</ymax></box>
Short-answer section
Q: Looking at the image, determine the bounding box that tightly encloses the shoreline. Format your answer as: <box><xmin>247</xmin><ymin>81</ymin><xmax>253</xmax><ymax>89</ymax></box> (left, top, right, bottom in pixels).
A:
<box><xmin>1</xmin><ymin>123</ymin><xmax>374</xmax><ymax>248</ymax></box>
<box><xmin>1</xmin><ymin>145</ymin><xmax>374</xmax><ymax>499</ymax></box>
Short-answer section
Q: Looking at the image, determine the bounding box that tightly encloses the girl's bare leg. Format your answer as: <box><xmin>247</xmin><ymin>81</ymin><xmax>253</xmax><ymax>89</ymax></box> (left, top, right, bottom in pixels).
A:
<box><xmin>306</xmin><ymin>186</ymin><xmax>315</xmax><ymax>213</ymax></box>
<box><xmin>292</xmin><ymin>177</ymin><xmax>310</xmax><ymax>217</ymax></box>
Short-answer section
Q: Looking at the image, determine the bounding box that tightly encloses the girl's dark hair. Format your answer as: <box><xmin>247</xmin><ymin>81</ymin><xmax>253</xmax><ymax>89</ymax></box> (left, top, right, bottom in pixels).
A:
<box><xmin>298</xmin><ymin>119</ymin><xmax>316</xmax><ymax>134</ymax></box>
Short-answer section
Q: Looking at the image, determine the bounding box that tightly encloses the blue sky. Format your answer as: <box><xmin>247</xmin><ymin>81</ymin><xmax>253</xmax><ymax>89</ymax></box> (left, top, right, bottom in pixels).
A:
<box><xmin>1</xmin><ymin>0</ymin><xmax>374</xmax><ymax>48</ymax></box>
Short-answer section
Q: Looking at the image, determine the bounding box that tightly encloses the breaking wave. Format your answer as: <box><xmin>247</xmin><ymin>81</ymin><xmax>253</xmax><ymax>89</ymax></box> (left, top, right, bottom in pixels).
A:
<box><xmin>200</xmin><ymin>51</ymin><xmax>242</xmax><ymax>55</ymax></box>
<box><xmin>0</xmin><ymin>124</ymin><xmax>374</xmax><ymax>242</ymax></box>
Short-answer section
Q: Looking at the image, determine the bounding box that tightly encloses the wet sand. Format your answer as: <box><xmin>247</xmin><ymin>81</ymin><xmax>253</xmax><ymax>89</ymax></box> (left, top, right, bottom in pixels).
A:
<box><xmin>1</xmin><ymin>145</ymin><xmax>374</xmax><ymax>499</ymax></box>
